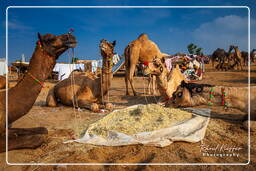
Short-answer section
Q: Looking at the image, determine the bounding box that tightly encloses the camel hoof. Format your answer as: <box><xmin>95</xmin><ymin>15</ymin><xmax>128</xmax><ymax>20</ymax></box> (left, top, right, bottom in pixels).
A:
<box><xmin>105</xmin><ymin>103</ymin><xmax>114</xmax><ymax>111</ymax></box>
<box><xmin>91</xmin><ymin>103</ymin><xmax>99</xmax><ymax>112</ymax></box>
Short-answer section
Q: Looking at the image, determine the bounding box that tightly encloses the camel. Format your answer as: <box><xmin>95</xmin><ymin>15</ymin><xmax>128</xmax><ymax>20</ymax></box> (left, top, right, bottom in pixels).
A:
<box><xmin>143</xmin><ymin>58</ymin><xmax>187</xmax><ymax>102</ymax></box>
<box><xmin>251</xmin><ymin>49</ymin><xmax>256</xmax><ymax>63</ymax></box>
<box><xmin>228</xmin><ymin>45</ymin><xmax>243</xmax><ymax>70</ymax></box>
<box><xmin>0</xmin><ymin>32</ymin><xmax>77</xmax><ymax>152</ymax></box>
<box><xmin>46</xmin><ymin>39</ymin><xmax>116</xmax><ymax>112</ymax></box>
<box><xmin>171</xmin><ymin>81</ymin><xmax>256</xmax><ymax>131</ymax></box>
<box><xmin>242</xmin><ymin>49</ymin><xmax>256</xmax><ymax>65</ymax></box>
<box><xmin>124</xmin><ymin>33</ymin><xmax>169</xmax><ymax>96</ymax></box>
<box><xmin>0</xmin><ymin>76</ymin><xmax>6</xmax><ymax>89</ymax></box>
<box><xmin>211</xmin><ymin>48</ymin><xmax>228</xmax><ymax>68</ymax></box>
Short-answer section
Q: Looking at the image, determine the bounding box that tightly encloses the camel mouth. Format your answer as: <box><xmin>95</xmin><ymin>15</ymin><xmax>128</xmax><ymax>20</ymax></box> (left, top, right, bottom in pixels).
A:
<box><xmin>66</xmin><ymin>41</ymin><xmax>77</xmax><ymax>48</ymax></box>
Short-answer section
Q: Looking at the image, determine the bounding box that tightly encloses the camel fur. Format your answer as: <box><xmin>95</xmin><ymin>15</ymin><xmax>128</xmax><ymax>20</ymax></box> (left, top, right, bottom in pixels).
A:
<box><xmin>46</xmin><ymin>39</ymin><xmax>116</xmax><ymax>112</ymax></box>
<box><xmin>171</xmin><ymin>82</ymin><xmax>256</xmax><ymax>131</ymax></box>
<box><xmin>0</xmin><ymin>32</ymin><xmax>76</xmax><ymax>152</ymax></box>
<box><xmin>124</xmin><ymin>33</ymin><xmax>169</xmax><ymax>96</ymax></box>
<box><xmin>0</xmin><ymin>76</ymin><xmax>7</xmax><ymax>89</ymax></box>
<box><xmin>143</xmin><ymin>58</ymin><xmax>186</xmax><ymax>101</ymax></box>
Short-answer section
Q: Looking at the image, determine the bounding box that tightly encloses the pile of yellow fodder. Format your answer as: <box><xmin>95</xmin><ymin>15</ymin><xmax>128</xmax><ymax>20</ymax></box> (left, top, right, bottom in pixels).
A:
<box><xmin>86</xmin><ymin>104</ymin><xmax>193</xmax><ymax>138</ymax></box>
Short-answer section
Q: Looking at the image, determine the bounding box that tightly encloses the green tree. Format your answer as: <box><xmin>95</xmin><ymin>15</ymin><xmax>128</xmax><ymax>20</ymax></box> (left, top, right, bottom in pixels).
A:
<box><xmin>187</xmin><ymin>43</ymin><xmax>197</xmax><ymax>54</ymax></box>
<box><xmin>187</xmin><ymin>43</ymin><xmax>203</xmax><ymax>55</ymax></box>
<box><xmin>71</xmin><ymin>57</ymin><xmax>79</xmax><ymax>63</ymax></box>
<box><xmin>195</xmin><ymin>48</ymin><xmax>203</xmax><ymax>55</ymax></box>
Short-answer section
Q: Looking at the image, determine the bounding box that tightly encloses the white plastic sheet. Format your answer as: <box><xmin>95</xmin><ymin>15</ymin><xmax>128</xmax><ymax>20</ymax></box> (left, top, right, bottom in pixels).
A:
<box><xmin>65</xmin><ymin>106</ymin><xmax>210</xmax><ymax>147</ymax></box>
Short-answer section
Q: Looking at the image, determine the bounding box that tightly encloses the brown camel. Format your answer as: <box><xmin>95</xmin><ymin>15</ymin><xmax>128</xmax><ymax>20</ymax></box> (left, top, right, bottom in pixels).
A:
<box><xmin>171</xmin><ymin>82</ymin><xmax>256</xmax><ymax>131</ymax></box>
<box><xmin>251</xmin><ymin>49</ymin><xmax>256</xmax><ymax>63</ymax></box>
<box><xmin>143</xmin><ymin>58</ymin><xmax>187</xmax><ymax>102</ymax></box>
<box><xmin>124</xmin><ymin>33</ymin><xmax>168</xmax><ymax>96</ymax></box>
<box><xmin>242</xmin><ymin>49</ymin><xmax>256</xmax><ymax>65</ymax></box>
<box><xmin>228</xmin><ymin>45</ymin><xmax>243</xmax><ymax>70</ymax></box>
<box><xmin>46</xmin><ymin>39</ymin><xmax>115</xmax><ymax>112</ymax></box>
<box><xmin>0</xmin><ymin>76</ymin><xmax>6</xmax><ymax>89</ymax></box>
<box><xmin>0</xmin><ymin>32</ymin><xmax>77</xmax><ymax>152</ymax></box>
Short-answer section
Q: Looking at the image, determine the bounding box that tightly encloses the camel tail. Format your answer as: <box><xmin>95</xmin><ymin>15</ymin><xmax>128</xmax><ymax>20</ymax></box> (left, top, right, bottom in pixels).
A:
<box><xmin>124</xmin><ymin>45</ymin><xmax>130</xmax><ymax>69</ymax></box>
<box><xmin>46</xmin><ymin>87</ymin><xmax>58</xmax><ymax>107</ymax></box>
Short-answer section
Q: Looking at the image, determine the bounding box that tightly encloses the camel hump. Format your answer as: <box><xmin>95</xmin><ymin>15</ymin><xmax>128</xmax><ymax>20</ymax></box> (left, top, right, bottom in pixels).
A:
<box><xmin>137</xmin><ymin>33</ymin><xmax>149</xmax><ymax>41</ymax></box>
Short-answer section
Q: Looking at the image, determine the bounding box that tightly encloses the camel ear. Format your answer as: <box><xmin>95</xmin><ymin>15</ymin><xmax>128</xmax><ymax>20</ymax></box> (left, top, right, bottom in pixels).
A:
<box><xmin>112</xmin><ymin>40</ymin><xmax>116</xmax><ymax>47</ymax></box>
<box><xmin>161</xmin><ymin>57</ymin><xmax>165</xmax><ymax>64</ymax></box>
<box><xmin>37</xmin><ymin>32</ymin><xmax>43</xmax><ymax>43</ymax></box>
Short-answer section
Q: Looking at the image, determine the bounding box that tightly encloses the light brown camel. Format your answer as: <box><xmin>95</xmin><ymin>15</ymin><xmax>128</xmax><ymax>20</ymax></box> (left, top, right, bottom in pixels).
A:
<box><xmin>0</xmin><ymin>32</ymin><xmax>77</xmax><ymax>152</ymax></box>
<box><xmin>171</xmin><ymin>82</ymin><xmax>256</xmax><ymax>131</ymax></box>
<box><xmin>0</xmin><ymin>76</ymin><xmax>6</xmax><ymax>89</ymax></box>
<box><xmin>228</xmin><ymin>45</ymin><xmax>243</xmax><ymax>70</ymax></box>
<box><xmin>46</xmin><ymin>39</ymin><xmax>116</xmax><ymax>112</ymax></box>
<box><xmin>124</xmin><ymin>33</ymin><xmax>168</xmax><ymax>96</ymax></box>
<box><xmin>143</xmin><ymin>58</ymin><xmax>187</xmax><ymax>102</ymax></box>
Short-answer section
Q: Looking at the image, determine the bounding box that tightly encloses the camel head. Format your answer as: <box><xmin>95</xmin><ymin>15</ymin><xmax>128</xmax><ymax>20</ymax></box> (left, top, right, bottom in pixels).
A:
<box><xmin>228</xmin><ymin>45</ymin><xmax>238</xmax><ymax>52</ymax></box>
<box><xmin>142</xmin><ymin>57</ymin><xmax>167</xmax><ymax>76</ymax></box>
<box><xmin>37</xmin><ymin>32</ymin><xmax>77</xmax><ymax>59</ymax></box>
<box><xmin>171</xmin><ymin>81</ymin><xmax>213</xmax><ymax>107</ymax></box>
<box><xmin>99</xmin><ymin>39</ymin><xmax>116</xmax><ymax>59</ymax></box>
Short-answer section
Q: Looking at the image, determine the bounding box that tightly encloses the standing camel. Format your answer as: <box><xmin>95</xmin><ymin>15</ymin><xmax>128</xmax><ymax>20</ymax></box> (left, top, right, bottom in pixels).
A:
<box><xmin>0</xmin><ymin>32</ymin><xmax>77</xmax><ymax>152</ymax></box>
<box><xmin>228</xmin><ymin>45</ymin><xmax>243</xmax><ymax>70</ymax></box>
<box><xmin>124</xmin><ymin>33</ymin><xmax>168</xmax><ymax>96</ymax></box>
<box><xmin>211</xmin><ymin>48</ymin><xmax>228</xmax><ymax>68</ymax></box>
<box><xmin>46</xmin><ymin>39</ymin><xmax>116</xmax><ymax>112</ymax></box>
<box><xmin>250</xmin><ymin>49</ymin><xmax>256</xmax><ymax>63</ymax></box>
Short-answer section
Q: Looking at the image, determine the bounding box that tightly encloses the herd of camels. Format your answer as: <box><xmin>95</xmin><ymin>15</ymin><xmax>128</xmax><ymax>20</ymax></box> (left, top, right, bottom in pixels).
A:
<box><xmin>212</xmin><ymin>45</ymin><xmax>256</xmax><ymax>71</ymax></box>
<box><xmin>0</xmin><ymin>32</ymin><xmax>255</xmax><ymax>152</ymax></box>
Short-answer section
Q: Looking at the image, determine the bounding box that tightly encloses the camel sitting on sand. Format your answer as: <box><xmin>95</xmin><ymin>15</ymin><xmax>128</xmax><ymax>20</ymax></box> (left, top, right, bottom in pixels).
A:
<box><xmin>0</xmin><ymin>32</ymin><xmax>77</xmax><ymax>152</ymax></box>
<box><xmin>124</xmin><ymin>33</ymin><xmax>169</xmax><ymax>96</ymax></box>
<box><xmin>171</xmin><ymin>81</ymin><xmax>256</xmax><ymax>131</ymax></box>
<box><xmin>46</xmin><ymin>39</ymin><xmax>116</xmax><ymax>112</ymax></box>
<box><xmin>143</xmin><ymin>58</ymin><xmax>187</xmax><ymax>102</ymax></box>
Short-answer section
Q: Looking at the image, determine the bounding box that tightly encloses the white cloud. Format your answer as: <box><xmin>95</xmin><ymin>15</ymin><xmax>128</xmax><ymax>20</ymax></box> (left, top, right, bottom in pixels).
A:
<box><xmin>192</xmin><ymin>15</ymin><xmax>255</xmax><ymax>54</ymax></box>
<box><xmin>8</xmin><ymin>21</ymin><xmax>32</xmax><ymax>30</ymax></box>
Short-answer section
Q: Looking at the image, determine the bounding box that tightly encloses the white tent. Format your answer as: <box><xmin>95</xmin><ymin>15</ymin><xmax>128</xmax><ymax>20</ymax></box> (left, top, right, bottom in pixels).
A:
<box><xmin>0</xmin><ymin>58</ymin><xmax>6</xmax><ymax>76</ymax></box>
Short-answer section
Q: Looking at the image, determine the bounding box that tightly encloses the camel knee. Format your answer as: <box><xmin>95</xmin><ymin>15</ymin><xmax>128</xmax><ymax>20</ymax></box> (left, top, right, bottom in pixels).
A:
<box><xmin>105</xmin><ymin>103</ymin><xmax>114</xmax><ymax>111</ymax></box>
<box><xmin>46</xmin><ymin>88</ymin><xmax>57</xmax><ymax>107</ymax></box>
<box><xmin>91</xmin><ymin>103</ymin><xmax>99</xmax><ymax>112</ymax></box>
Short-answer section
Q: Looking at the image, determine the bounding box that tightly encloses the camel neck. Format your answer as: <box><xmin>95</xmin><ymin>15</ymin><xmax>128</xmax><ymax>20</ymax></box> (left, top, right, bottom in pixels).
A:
<box><xmin>156</xmin><ymin>71</ymin><xmax>169</xmax><ymax>98</ymax></box>
<box><xmin>7</xmin><ymin>45</ymin><xmax>57</xmax><ymax>124</ymax></box>
<box><xmin>100</xmin><ymin>56</ymin><xmax>113</xmax><ymax>98</ymax></box>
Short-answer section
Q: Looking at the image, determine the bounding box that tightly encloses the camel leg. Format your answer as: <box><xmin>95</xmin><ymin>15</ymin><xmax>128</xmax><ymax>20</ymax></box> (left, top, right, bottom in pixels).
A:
<box><xmin>152</xmin><ymin>75</ymin><xmax>156</xmax><ymax>95</ymax></box>
<box><xmin>128</xmin><ymin>64</ymin><xmax>138</xmax><ymax>96</ymax></box>
<box><xmin>0</xmin><ymin>127</ymin><xmax>48</xmax><ymax>152</ymax></box>
<box><xmin>147</xmin><ymin>75</ymin><xmax>152</xmax><ymax>95</ymax></box>
<box><xmin>125</xmin><ymin>68</ymin><xmax>130</xmax><ymax>96</ymax></box>
<box><xmin>239</xmin><ymin>61</ymin><xmax>243</xmax><ymax>70</ymax></box>
<box><xmin>46</xmin><ymin>87</ymin><xmax>57</xmax><ymax>107</ymax></box>
<box><xmin>77</xmin><ymin>99</ymin><xmax>100</xmax><ymax>112</ymax></box>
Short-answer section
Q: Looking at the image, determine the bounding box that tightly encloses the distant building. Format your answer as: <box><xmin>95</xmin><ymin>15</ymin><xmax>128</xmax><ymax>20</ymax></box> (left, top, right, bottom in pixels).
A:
<box><xmin>0</xmin><ymin>58</ymin><xmax>6</xmax><ymax>76</ymax></box>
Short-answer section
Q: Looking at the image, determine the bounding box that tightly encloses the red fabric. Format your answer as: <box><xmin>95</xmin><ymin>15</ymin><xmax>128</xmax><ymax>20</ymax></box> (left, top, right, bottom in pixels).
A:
<box><xmin>143</xmin><ymin>61</ymin><xmax>149</xmax><ymax>66</ymax></box>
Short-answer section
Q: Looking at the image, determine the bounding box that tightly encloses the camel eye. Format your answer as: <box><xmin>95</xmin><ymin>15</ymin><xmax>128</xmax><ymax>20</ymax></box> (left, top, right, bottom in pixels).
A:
<box><xmin>178</xmin><ymin>92</ymin><xmax>183</xmax><ymax>97</ymax></box>
<box><xmin>160</xmin><ymin>66</ymin><xmax>163</xmax><ymax>72</ymax></box>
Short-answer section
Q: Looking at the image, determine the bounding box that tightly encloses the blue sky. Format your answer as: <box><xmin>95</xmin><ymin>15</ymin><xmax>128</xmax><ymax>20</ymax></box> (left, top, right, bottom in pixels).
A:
<box><xmin>0</xmin><ymin>0</ymin><xmax>256</xmax><ymax>64</ymax></box>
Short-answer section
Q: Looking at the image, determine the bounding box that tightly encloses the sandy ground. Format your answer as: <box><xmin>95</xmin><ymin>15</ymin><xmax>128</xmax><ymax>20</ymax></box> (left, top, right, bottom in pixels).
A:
<box><xmin>1</xmin><ymin>64</ymin><xmax>256</xmax><ymax>171</ymax></box>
